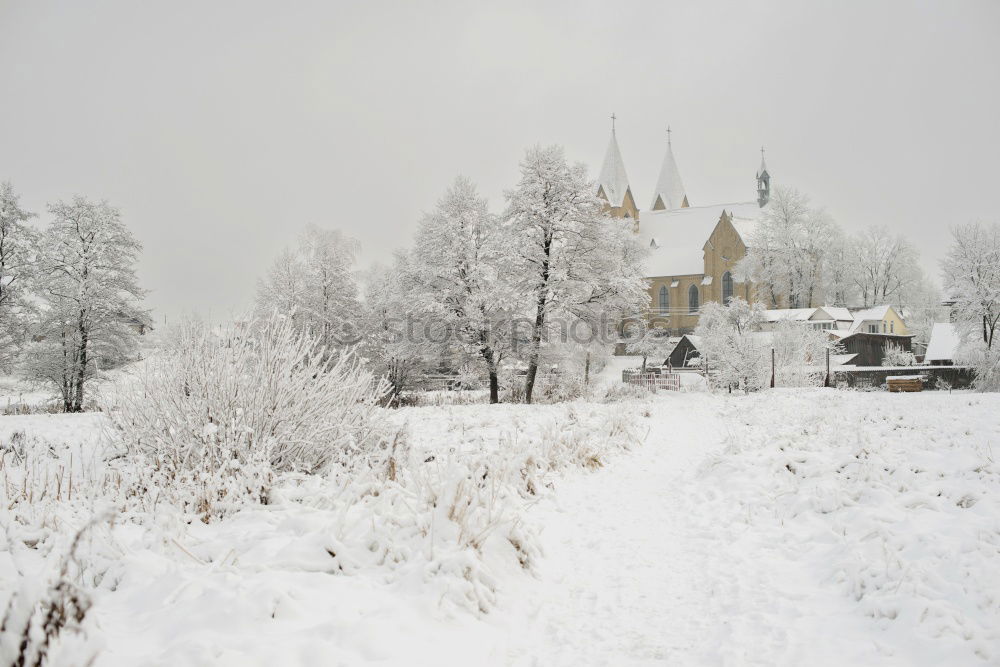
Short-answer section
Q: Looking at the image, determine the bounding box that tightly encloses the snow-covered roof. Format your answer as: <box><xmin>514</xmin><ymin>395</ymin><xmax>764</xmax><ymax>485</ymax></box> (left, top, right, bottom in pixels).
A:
<box><xmin>598</xmin><ymin>131</ymin><xmax>631</xmax><ymax>208</ymax></box>
<box><xmin>818</xmin><ymin>306</ymin><xmax>853</xmax><ymax>322</ymax></box>
<box><xmin>831</xmin><ymin>353</ymin><xmax>858</xmax><ymax>366</ymax></box>
<box><xmin>925</xmin><ymin>322</ymin><xmax>960</xmax><ymax>362</ymax></box>
<box><xmin>849</xmin><ymin>305</ymin><xmax>896</xmax><ymax>332</ymax></box>
<box><xmin>729</xmin><ymin>212</ymin><xmax>762</xmax><ymax>246</ymax></box>
<box><xmin>649</xmin><ymin>138</ymin><xmax>687</xmax><ymax>210</ymax></box>
<box><xmin>763</xmin><ymin>308</ymin><xmax>816</xmax><ymax>322</ymax></box>
<box><xmin>637</xmin><ymin>202</ymin><xmax>759</xmax><ymax>277</ymax></box>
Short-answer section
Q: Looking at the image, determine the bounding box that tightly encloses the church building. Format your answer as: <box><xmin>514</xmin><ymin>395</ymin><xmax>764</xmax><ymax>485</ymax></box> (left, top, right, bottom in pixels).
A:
<box><xmin>597</xmin><ymin>122</ymin><xmax>772</xmax><ymax>335</ymax></box>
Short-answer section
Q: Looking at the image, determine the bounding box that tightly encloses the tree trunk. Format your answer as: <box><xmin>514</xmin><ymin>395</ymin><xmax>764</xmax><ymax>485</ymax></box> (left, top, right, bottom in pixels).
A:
<box><xmin>481</xmin><ymin>346</ymin><xmax>500</xmax><ymax>404</ymax></box>
<box><xmin>524</xmin><ymin>236</ymin><xmax>552</xmax><ymax>405</ymax></box>
<box><xmin>584</xmin><ymin>351</ymin><xmax>591</xmax><ymax>386</ymax></box>
<box><xmin>73</xmin><ymin>314</ymin><xmax>88</xmax><ymax>413</ymax></box>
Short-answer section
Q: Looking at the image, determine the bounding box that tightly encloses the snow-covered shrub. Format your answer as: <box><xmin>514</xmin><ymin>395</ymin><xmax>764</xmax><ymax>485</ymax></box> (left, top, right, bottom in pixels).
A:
<box><xmin>600</xmin><ymin>382</ymin><xmax>651</xmax><ymax>403</ymax></box>
<box><xmin>102</xmin><ymin>315</ymin><xmax>390</xmax><ymax>518</ymax></box>
<box><xmin>959</xmin><ymin>342</ymin><xmax>1000</xmax><ymax>391</ymax></box>
<box><xmin>881</xmin><ymin>342</ymin><xmax>916</xmax><ymax>367</ymax></box>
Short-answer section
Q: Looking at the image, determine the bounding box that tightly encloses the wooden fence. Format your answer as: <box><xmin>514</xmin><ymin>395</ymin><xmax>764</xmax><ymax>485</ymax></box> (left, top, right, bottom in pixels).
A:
<box><xmin>622</xmin><ymin>371</ymin><xmax>682</xmax><ymax>392</ymax></box>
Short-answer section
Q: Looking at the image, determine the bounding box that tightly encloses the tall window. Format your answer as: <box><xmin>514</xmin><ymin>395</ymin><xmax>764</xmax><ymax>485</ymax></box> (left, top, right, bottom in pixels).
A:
<box><xmin>722</xmin><ymin>271</ymin><xmax>734</xmax><ymax>304</ymax></box>
<box><xmin>658</xmin><ymin>285</ymin><xmax>669</xmax><ymax>314</ymax></box>
<box><xmin>688</xmin><ymin>284</ymin><xmax>700</xmax><ymax>313</ymax></box>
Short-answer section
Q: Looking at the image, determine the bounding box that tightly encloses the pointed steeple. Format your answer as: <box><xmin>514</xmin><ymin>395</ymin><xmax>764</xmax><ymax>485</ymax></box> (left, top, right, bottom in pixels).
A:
<box><xmin>650</xmin><ymin>126</ymin><xmax>689</xmax><ymax>211</ymax></box>
<box><xmin>757</xmin><ymin>146</ymin><xmax>771</xmax><ymax>208</ymax></box>
<box><xmin>597</xmin><ymin>114</ymin><xmax>632</xmax><ymax>209</ymax></box>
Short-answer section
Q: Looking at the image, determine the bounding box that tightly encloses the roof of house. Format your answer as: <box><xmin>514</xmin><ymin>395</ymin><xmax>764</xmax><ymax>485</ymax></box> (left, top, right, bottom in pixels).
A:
<box><xmin>638</xmin><ymin>202</ymin><xmax>760</xmax><ymax>277</ymax></box>
<box><xmin>819</xmin><ymin>306</ymin><xmax>853</xmax><ymax>322</ymax></box>
<box><xmin>598</xmin><ymin>130</ymin><xmax>631</xmax><ymax>208</ymax></box>
<box><xmin>925</xmin><ymin>322</ymin><xmax>960</xmax><ymax>362</ymax></box>
<box><xmin>849</xmin><ymin>305</ymin><xmax>897</xmax><ymax>332</ymax></box>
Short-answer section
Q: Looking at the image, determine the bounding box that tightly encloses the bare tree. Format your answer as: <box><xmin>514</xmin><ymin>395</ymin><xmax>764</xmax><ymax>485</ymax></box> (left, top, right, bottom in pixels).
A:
<box><xmin>27</xmin><ymin>197</ymin><xmax>145</xmax><ymax>412</ymax></box>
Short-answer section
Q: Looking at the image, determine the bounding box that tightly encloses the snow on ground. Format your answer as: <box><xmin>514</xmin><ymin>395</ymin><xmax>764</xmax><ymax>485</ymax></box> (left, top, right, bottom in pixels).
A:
<box><xmin>2</xmin><ymin>389</ymin><xmax>999</xmax><ymax>665</ymax></box>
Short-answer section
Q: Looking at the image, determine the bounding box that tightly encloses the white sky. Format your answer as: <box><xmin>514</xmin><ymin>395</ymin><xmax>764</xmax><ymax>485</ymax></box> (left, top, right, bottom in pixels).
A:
<box><xmin>1</xmin><ymin>0</ymin><xmax>998</xmax><ymax>323</ymax></box>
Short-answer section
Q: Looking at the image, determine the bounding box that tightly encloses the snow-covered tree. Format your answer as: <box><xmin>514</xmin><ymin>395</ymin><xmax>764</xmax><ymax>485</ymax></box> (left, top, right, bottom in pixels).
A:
<box><xmin>694</xmin><ymin>298</ymin><xmax>768</xmax><ymax>392</ymax></box>
<box><xmin>771</xmin><ymin>319</ymin><xmax>839</xmax><ymax>386</ymax></box>
<box><xmin>256</xmin><ymin>225</ymin><xmax>360</xmax><ymax>352</ymax></box>
<box><xmin>0</xmin><ymin>182</ymin><xmax>38</xmax><ymax>371</ymax></box>
<box><xmin>406</xmin><ymin>177</ymin><xmax>514</xmax><ymax>403</ymax></box>
<box><xmin>851</xmin><ymin>226</ymin><xmax>921</xmax><ymax>308</ymax></box>
<box><xmin>741</xmin><ymin>186</ymin><xmax>840</xmax><ymax>308</ymax></box>
<box><xmin>26</xmin><ymin>197</ymin><xmax>145</xmax><ymax>412</ymax></box>
<box><xmin>942</xmin><ymin>221</ymin><xmax>1000</xmax><ymax>390</ymax></box>
<box><xmin>823</xmin><ymin>229</ymin><xmax>858</xmax><ymax>307</ymax></box>
<box><xmin>360</xmin><ymin>256</ymin><xmax>427</xmax><ymax>406</ymax></box>
<box><xmin>896</xmin><ymin>272</ymin><xmax>945</xmax><ymax>354</ymax></box>
<box><xmin>624</xmin><ymin>323</ymin><xmax>673</xmax><ymax>372</ymax></box>
<box><xmin>504</xmin><ymin>145</ymin><xmax>648</xmax><ymax>403</ymax></box>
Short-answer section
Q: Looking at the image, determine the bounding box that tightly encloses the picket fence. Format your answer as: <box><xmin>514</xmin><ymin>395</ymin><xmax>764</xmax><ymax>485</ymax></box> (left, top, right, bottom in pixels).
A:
<box><xmin>622</xmin><ymin>371</ymin><xmax>682</xmax><ymax>392</ymax></box>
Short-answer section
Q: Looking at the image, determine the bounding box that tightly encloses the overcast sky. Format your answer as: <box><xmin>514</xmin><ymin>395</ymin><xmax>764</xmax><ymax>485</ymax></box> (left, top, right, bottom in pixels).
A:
<box><xmin>1</xmin><ymin>0</ymin><xmax>997</xmax><ymax>323</ymax></box>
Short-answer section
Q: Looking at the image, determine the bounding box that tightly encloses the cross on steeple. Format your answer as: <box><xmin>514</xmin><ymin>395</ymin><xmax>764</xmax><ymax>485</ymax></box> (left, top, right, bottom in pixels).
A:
<box><xmin>667</xmin><ymin>125</ymin><xmax>672</xmax><ymax>145</ymax></box>
<box><xmin>610</xmin><ymin>112</ymin><xmax>616</xmax><ymax>132</ymax></box>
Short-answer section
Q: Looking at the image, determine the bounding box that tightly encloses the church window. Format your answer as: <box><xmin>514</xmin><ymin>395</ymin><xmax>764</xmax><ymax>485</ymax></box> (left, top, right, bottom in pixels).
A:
<box><xmin>890</xmin><ymin>321</ymin><xmax>894</xmax><ymax>333</ymax></box>
<box><xmin>688</xmin><ymin>284</ymin><xmax>700</xmax><ymax>313</ymax></box>
<box><xmin>722</xmin><ymin>271</ymin><xmax>734</xmax><ymax>304</ymax></box>
<box><xmin>658</xmin><ymin>286</ymin><xmax>669</xmax><ymax>314</ymax></box>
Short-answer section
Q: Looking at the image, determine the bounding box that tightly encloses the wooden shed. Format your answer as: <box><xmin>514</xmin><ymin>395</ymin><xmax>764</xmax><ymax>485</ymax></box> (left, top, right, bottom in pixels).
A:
<box><xmin>831</xmin><ymin>332</ymin><xmax>914</xmax><ymax>367</ymax></box>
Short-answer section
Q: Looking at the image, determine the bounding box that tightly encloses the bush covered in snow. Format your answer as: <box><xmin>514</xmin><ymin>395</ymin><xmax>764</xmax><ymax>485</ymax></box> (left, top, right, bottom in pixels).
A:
<box><xmin>102</xmin><ymin>316</ymin><xmax>390</xmax><ymax>519</ymax></box>
<box><xmin>882</xmin><ymin>342</ymin><xmax>917</xmax><ymax>366</ymax></box>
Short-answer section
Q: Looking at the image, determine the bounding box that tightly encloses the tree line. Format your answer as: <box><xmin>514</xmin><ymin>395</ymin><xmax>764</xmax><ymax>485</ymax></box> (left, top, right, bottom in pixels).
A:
<box><xmin>254</xmin><ymin>145</ymin><xmax>650</xmax><ymax>405</ymax></box>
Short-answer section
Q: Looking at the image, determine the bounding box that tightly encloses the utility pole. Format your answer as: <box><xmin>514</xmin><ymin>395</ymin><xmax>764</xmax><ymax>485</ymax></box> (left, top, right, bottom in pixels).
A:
<box><xmin>770</xmin><ymin>348</ymin><xmax>775</xmax><ymax>388</ymax></box>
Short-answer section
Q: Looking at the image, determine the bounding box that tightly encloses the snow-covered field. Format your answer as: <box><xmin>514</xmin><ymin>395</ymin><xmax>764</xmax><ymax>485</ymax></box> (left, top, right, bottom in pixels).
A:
<box><xmin>2</xmin><ymin>389</ymin><xmax>998</xmax><ymax>665</ymax></box>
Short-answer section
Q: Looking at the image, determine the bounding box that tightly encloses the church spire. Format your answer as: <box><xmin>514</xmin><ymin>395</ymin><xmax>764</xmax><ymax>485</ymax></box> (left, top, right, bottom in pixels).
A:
<box><xmin>650</xmin><ymin>125</ymin><xmax>689</xmax><ymax>211</ymax></box>
<box><xmin>596</xmin><ymin>114</ymin><xmax>638</xmax><ymax>219</ymax></box>
<box><xmin>757</xmin><ymin>146</ymin><xmax>771</xmax><ymax>208</ymax></box>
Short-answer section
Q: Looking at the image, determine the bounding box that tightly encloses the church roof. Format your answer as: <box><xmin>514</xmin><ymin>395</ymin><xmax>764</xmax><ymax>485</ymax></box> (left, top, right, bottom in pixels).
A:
<box><xmin>637</xmin><ymin>202</ymin><xmax>759</xmax><ymax>277</ymax></box>
<box><xmin>650</xmin><ymin>134</ymin><xmax>688</xmax><ymax>210</ymax></box>
<box><xmin>597</xmin><ymin>130</ymin><xmax>631</xmax><ymax>208</ymax></box>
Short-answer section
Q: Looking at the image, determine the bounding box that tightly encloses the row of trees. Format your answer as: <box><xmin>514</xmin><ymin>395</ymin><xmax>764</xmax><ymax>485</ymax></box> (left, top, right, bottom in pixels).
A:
<box><xmin>255</xmin><ymin>146</ymin><xmax>649</xmax><ymax>404</ymax></box>
<box><xmin>0</xmin><ymin>183</ymin><xmax>146</xmax><ymax>411</ymax></box>
<box><xmin>739</xmin><ymin>186</ymin><xmax>943</xmax><ymax>347</ymax></box>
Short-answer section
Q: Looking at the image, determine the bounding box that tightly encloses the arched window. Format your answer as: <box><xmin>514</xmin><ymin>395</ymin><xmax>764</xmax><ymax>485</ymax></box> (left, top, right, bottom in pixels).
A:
<box><xmin>658</xmin><ymin>285</ymin><xmax>669</xmax><ymax>314</ymax></box>
<box><xmin>688</xmin><ymin>284</ymin><xmax>700</xmax><ymax>313</ymax></box>
<box><xmin>722</xmin><ymin>271</ymin><xmax>734</xmax><ymax>304</ymax></box>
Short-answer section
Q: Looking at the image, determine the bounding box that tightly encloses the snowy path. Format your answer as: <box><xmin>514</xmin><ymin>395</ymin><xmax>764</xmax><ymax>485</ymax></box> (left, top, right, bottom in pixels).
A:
<box><xmin>496</xmin><ymin>396</ymin><xmax>859</xmax><ymax>666</ymax></box>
